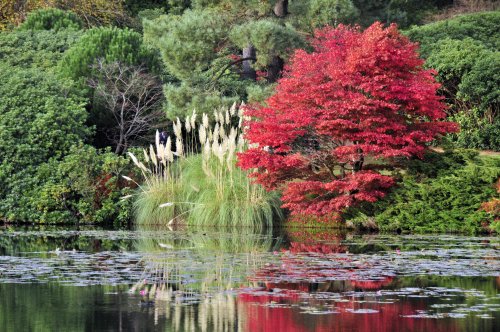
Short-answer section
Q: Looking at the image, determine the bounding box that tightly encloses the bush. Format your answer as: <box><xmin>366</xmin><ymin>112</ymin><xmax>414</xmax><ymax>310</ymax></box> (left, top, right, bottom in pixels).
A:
<box><xmin>34</xmin><ymin>145</ymin><xmax>136</xmax><ymax>224</ymax></box>
<box><xmin>448</xmin><ymin>109</ymin><xmax>500</xmax><ymax>150</ymax></box>
<box><xmin>0</xmin><ymin>65</ymin><xmax>91</xmax><ymax>222</ymax></box>
<box><xmin>459</xmin><ymin>51</ymin><xmax>500</xmax><ymax>110</ymax></box>
<box><xmin>407</xmin><ymin>12</ymin><xmax>500</xmax><ymax>150</ymax></box>
<box><xmin>19</xmin><ymin>8</ymin><xmax>83</xmax><ymax>31</ymax></box>
<box><xmin>60</xmin><ymin>26</ymin><xmax>160</xmax><ymax>81</ymax></box>
<box><xmin>405</xmin><ymin>11</ymin><xmax>500</xmax><ymax>57</ymax></box>
<box><xmin>0</xmin><ymin>29</ymin><xmax>82</xmax><ymax>69</ymax></box>
<box><xmin>369</xmin><ymin>151</ymin><xmax>500</xmax><ymax>233</ymax></box>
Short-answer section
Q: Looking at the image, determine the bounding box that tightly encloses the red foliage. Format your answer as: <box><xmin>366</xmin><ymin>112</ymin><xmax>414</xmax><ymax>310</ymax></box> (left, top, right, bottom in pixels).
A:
<box><xmin>94</xmin><ymin>173</ymin><xmax>113</xmax><ymax>207</ymax></box>
<box><xmin>480</xmin><ymin>178</ymin><xmax>500</xmax><ymax>227</ymax></box>
<box><xmin>238</xmin><ymin>22</ymin><xmax>458</xmax><ymax>216</ymax></box>
<box><xmin>238</xmin><ymin>283</ymin><xmax>459</xmax><ymax>332</ymax></box>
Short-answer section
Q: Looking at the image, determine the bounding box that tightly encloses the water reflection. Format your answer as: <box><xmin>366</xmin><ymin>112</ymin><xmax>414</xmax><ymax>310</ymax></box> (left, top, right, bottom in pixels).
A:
<box><xmin>130</xmin><ymin>226</ymin><xmax>499</xmax><ymax>332</ymax></box>
<box><xmin>129</xmin><ymin>226</ymin><xmax>281</xmax><ymax>331</ymax></box>
<box><xmin>0</xmin><ymin>225</ymin><xmax>498</xmax><ymax>331</ymax></box>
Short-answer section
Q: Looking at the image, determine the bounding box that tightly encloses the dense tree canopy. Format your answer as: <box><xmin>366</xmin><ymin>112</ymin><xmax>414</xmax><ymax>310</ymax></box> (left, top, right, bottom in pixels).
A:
<box><xmin>60</xmin><ymin>26</ymin><xmax>158</xmax><ymax>81</ymax></box>
<box><xmin>0</xmin><ymin>65</ymin><xmax>90</xmax><ymax>221</ymax></box>
<box><xmin>0</xmin><ymin>28</ymin><xmax>82</xmax><ymax>69</ymax></box>
<box><xmin>406</xmin><ymin>11</ymin><xmax>500</xmax><ymax>150</ymax></box>
<box><xmin>238</xmin><ymin>23</ymin><xmax>457</xmax><ymax>216</ymax></box>
<box><xmin>18</xmin><ymin>7</ymin><xmax>83</xmax><ymax>31</ymax></box>
<box><xmin>143</xmin><ymin>1</ymin><xmax>304</xmax><ymax>117</ymax></box>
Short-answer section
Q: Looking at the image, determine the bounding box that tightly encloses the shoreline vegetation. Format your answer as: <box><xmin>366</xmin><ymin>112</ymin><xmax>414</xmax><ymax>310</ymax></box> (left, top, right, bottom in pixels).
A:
<box><xmin>129</xmin><ymin>106</ymin><xmax>283</xmax><ymax>229</ymax></box>
<box><xmin>0</xmin><ymin>3</ymin><xmax>498</xmax><ymax>233</ymax></box>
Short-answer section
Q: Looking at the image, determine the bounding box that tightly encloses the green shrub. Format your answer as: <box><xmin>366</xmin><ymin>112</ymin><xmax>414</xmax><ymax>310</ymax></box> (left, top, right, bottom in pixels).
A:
<box><xmin>34</xmin><ymin>145</ymin><xmax>136</xmax><ymax>225</ymax></box>
<box><xmin>370</xmin><ymin>152</ymin><xmax>500</xmax><ymax>233</ymax></box>
<box><xmin>60</xmin><ymin>26</ymin><xmax>160</xmax><ymax>81</ymax></box>
<box><xmin>19</xmin><ymin>8</ymin><xmax>83</xmax><ymax>32</ymax></box>
<box><xmin>459</xmin><ymin>51</ymin><xmax>500</xmax><ymax>110</ymax></box>
<box><xmin>0</xmin><ymin>29</ymin><xmax>82</xmax><ymax>69</ymax></box>
<box><xmin>405</xmin><ymin>11</ymin><xmax>500</xmax><ymax>57</ymax></box>
<box><xmin>425</xmin><ymin>38</ymin><xmax>489</xmax><ymax>96</ymax></box>
<box><xmin>407</xmin><ymin>12</ymin><xmax>500</xmax><ymax>151</ymax></box>
<box><xmin>448</xmin><ymin>109</ymin><xmax>500</xmax><ymax>151</ymax></box>
<box><xmin>0</xmin><ymin>65</ymin><xmax>90</xmax><ymax>222</ymax></box>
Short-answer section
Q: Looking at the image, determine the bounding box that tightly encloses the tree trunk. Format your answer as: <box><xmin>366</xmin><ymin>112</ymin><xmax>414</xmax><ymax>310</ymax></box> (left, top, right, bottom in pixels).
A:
<box><xmin>242</xmin><ymin>45</ymin><xmax>257</xmax><ymax>80</ymax></box>
<box><xmin>267</xmin><ymin>56</ymin><xmax>284</xmax><ymax>83</ymax></box>
<box><xmin>273</xmin><ymin>0</ymin><xmax>288</xmax><ymax>18</ymax></box>
<box><xmin>268</xmin><ymin>0</ymin><xmax>288</xmax><ymax>83</ymax></box>
<box><xmin>115</xmin><ymin>131</ymin><xmax>125</xmax><ymax>154</ymax></box>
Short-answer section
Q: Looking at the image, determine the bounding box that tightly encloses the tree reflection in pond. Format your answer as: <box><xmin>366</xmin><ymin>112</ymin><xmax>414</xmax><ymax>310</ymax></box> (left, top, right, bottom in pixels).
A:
<box><xmin>131</xmin><ymin>226</ymin><xmax>499</xmax><ymax>332</ymax></box>
<box><xmin>0</xmin><ymin>226</ymin><xmax>498</xmax><ymax>331</ymax></box>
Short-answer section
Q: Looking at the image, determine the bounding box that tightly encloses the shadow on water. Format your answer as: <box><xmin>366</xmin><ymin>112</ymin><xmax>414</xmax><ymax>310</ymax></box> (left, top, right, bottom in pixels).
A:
<box><xmin>0</xmin><ymin>225</ymin><xmax>498</xmax><ymax>331</ymax></box>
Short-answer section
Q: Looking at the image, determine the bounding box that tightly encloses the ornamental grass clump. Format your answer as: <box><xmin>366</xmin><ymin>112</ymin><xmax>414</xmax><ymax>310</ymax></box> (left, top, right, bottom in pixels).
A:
<box><xmin>127</xmin><ymin>104</ymin><xmax>283</xmax><ymax>227</ymax></box>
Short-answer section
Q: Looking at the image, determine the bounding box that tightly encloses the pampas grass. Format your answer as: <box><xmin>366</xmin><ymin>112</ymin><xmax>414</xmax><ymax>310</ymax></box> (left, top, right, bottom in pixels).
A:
<box><xmin>127</xmin><ymin>103</ymin><xmax>284</xmax><ymax>227</ymax></box>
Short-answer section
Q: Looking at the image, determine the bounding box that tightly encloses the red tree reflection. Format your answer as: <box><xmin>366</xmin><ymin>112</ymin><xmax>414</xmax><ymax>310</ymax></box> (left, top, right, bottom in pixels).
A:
<box><xmin>239</xmin><ymin>229</ymin><xmax>460</xmax><ymax>332</ymax></box>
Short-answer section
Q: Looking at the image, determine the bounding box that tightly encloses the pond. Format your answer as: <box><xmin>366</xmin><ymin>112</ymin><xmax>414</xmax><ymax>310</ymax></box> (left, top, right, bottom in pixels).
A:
<box><xmin>0</xmin><ymin>226</ymin><xmax>498</xmax><ymax>331</ymax></box>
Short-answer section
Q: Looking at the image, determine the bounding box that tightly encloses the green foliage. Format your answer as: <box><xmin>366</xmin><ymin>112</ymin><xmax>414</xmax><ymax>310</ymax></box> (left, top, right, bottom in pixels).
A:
<box><xmin>0</xmin><ymin>65</ymin><xmax>91</xmax><ymax>222</ymax></box>
<box><xmin>164</xmin><ymin>82</ymin><xmax>241</xmax><ymax>119</ymax></box>
<box><xmin>166</xmin><ymin>0</ymin><xmax>192</xmax><ymax>15</ymax></box>
<box><xmin>134</xmin><ymin>176</ymin><xmax>184</xmax><ymax>225</ymax></box>
<box><xmin>0</xmin><ymin>29</ymin><xmax>82</xmax><ymax>69</ymax></box>
<box><xmin>143</xmin><ymin>8</ymin><xmax>259</xmax><ymax>117</ymax></box>
<box><xmin>19</xmin><ymin>8</ymin><xmax>83</xmax><ymax>32</ymax></box>
<box><xmin>448</xmin><ymin>109</ymin><xmax>500</xmax><ymax>151</ymax></box>
<box><xmin>124</xmin><ymin>0</ymin><xmax>167</xmax><ymax>15</ymax></box>
<box><xmin>385</xmin><ymin>0</ymin><xmax>434</xmax><ymax>28</ymax></box>
<box><xmin>407</xmin><ymin>12</ymin><xmax>500</xmax><ymax>150</ymax></box>
<box><xmin>425</xmin><ymin>38</ymin><xmax>489</xmax><ymax>95</ymax></box>
<box><xmin>137</xmin><ymin>8</ymin><xmax>166</xmax><ymax>22</ymax></box>
<box><xmin>365</xmin><ymin>151</ymin><xmax>500</xmax><ymax>233</ymax></box>
<box><xmin>144</xmin><ymin>10</ymin><xmax>227</xmax><ymax>80</ymax></box>
<box><xmin>60</xmin><ymin>26</ymin><xmax>159</xmax><ymax>81</ymax></box>
<box><xmin>134</xmin><ymin>155</ymin><xmax>283</xmax><ymax>228</ymax></box>
<box><xmin>230</xmin><ymin>19</ymin><xmax>305</xmax><ymax>68</ymax></box>
<box><xmin>405</xmin><ymin>11</ymin><xmax>500</xmax><ymax>57</ymax></box>
<box><xmin>35</xmin><ymin>145</ymin><xmax>136</xmax><ymax>224</ymax></box>
<box><xmin>307</xmin><ymin>0</ymin><xmax>359</xmax><ymax>28</ymax></box>
<box><xmin>459</xmin><ymin>51</ymin><xmax>500</xmax><ymax>110</ymax></box>
<box><xmin>353</xmin><ymin>0</ymin><xmax>452</xmax><ymax>28</ymax></box>
<box><xmin>181</xmin><ymin>155</ymin><xmax>283</xmax><ymax>227</ymax></box>
<box><xmin>425</xmin><ymin>38</ymin><xmax>499</xmax><ymax>114</ymax></box>
<box><xmin>132</xmin><ymin>110</ymin><xmax>284</xmax><ymax>228</ymax></box>
<box><xmin>245</xmin><ymin>83</ymin><xmax>276</xmax><ymax>104</ymax></box>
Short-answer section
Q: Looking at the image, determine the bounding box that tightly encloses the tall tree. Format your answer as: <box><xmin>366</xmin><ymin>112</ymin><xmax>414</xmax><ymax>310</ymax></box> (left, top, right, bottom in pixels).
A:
<box><xmin>143</xmin><ymin>0</ymin><xmax>306</xmax><ymax>117</ymax></box>
<box><xmin>238</xmin><ymin>23</ymin><xmax>458</xmax><ymax>217</ymax></box>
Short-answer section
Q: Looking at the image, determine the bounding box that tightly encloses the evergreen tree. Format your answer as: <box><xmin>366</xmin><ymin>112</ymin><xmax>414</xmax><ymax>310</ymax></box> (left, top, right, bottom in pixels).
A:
<box><xmin>142</xmin><ymin>0</ymin><xmax>312</xmax><ymax>118</ymax></box>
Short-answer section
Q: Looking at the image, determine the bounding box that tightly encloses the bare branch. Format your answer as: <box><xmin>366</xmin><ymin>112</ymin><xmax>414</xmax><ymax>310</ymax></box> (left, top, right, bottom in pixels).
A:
<box><xmin>88</xmin><ymin>60</ymin><xmax>164</xmax><ymax>154</ymax></box>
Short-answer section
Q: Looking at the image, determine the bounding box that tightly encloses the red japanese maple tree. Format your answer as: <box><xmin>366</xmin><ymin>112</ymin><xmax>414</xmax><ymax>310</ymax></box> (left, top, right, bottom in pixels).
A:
<box><xmin>238</xmin><ymin>22</ymin><xmax>458</xmax><ymax>217</ymax></box>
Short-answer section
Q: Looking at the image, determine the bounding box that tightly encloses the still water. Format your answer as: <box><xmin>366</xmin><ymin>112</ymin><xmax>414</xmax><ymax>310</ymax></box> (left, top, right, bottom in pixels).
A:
<box><xmin>0</xmin><ymin>226</ymin><xmax>498</xmax><ymax>331</ymax></box>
